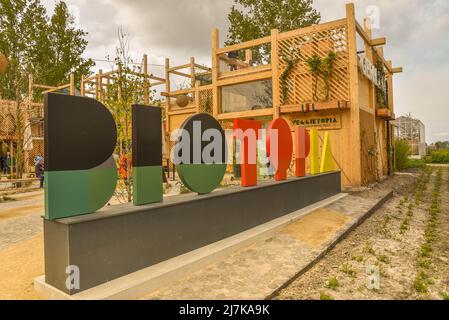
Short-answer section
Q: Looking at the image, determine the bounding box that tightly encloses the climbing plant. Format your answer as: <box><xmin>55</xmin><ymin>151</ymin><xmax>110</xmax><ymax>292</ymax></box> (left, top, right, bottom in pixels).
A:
<box><xmin>306</xmin><ymin>53</ymin><xmax>322</xmax><ymax>102</ymax></box>
<box><xmin>321</xmin><ymin>51</ymin><xmax>336</xmax><ymax>101</ymax></box>
<box><xmin>375</xmin><ymin>60</ymin><xmax>387</xmax><ymax>108</ymax></box>
<box><xmin>306</xmin><ymin>51</ymin><xmax>336</xmax><ymax>102</ymax></box>
<box><xmin>280</xmin><ymin>52</ymin><xmax>301</xmax><ymax>104</ymax></box>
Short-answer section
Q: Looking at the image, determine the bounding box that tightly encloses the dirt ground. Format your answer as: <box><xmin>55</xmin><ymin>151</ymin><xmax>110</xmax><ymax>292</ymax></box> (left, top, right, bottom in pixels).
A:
<box><xmin>275</xmin><ymin>166</ymin><xmax>449</xmax><ymax>300</ymax></box>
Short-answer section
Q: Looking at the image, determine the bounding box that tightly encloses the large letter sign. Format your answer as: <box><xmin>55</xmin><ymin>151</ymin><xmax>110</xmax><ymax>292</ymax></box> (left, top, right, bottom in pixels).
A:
<box><xmin>44</xmin><ymin>94</ymin><xmax>337</xmax><ymax>220</ymax></box>
<box><xmin>267</xmin><ymin>118</ymin><xmax>293</xmax><ymax>181</ymax></box>
<box><xmin>132</xmin><ymin>105</ymin><xmax>163</xmax><ymax>205</ymax></box>
<box><xmin>174</xmin><ymin>114</ymin><xmax>227</xmax><ymax>194</ymax></box>
<box><xmin>44</xmin><ymin>93</ymin><xmax>117</xmax><ymax>220</ymax></box>
<box><xmin>295</xmin><ymin>127</ymin><xmax>310</xmax><ymax>177</ymax></box>
<box><xmin>233</xmin><ymin>119</ymin><xmax>262</xmax><ymax>187</ymax></box>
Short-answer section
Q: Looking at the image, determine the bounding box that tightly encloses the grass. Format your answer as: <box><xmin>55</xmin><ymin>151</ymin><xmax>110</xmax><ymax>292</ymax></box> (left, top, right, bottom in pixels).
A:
<box><xmin>377</xmin><ymin>255</ymin><xmax>390</xmax><ymax>264</ymax></box>
<box><xmin>179</xmin><ymin>185</ymin><xmax>192</xmax><ymax>194</ymax></box>
<box><xmin>413</xmin><ymin>168</ymin><xmax>442</xmax><ymax>294</ymax></box>
<box><xmin>341</xmin><ymin>263</ymin><xmax>357</xmax><ymax>277</ymax></box>
<box><xmin>326</xmin><ymin>277</ymin><xmax>340</xmax><ymax>290</ymax></box>
<box><xmin>352</xmin><ymin>255</ymin><xmax>364</xmax><ymax>263</ymax></box>
<box><xmin>441</xmin><ymin>292</ymin><xmax>449</xmax><ymax>300</ymax></box>
<box><xmin>414</xmin><ymin>271</ymin><xmax>433</xmax><ymax>294</ymax></box>
<box><xmin>319</xmin><ymin>292</ymin><xmax>334</xmax><ymax>300</ymax></box>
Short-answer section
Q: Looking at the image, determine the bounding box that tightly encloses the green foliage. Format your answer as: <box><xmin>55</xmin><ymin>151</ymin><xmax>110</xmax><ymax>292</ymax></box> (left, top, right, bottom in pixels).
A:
<box><xmin>0</xmin><ymin>0</ymin><xmax>94</xmax><ymax>101</ymax></box>
<box><xmin>319</xmin><ymin>292</ymin><xmax>334</xmax><ymax>300</ymax></box>
<box><xmin>306</xmin><ymin>53</ymin><xmax>322</xmax><ymax>102</ymax></box>
<box><xmin>406</xmin><ymin>159</ymin><xmax>426</xmax><ymax>169</ymax></box>
<box><xmin>426</xmin><ymin>150</ymin><xmax>449</xmax><ymax>164</ymax></box>
<box><xmin>280</xmin><ymin>54</ymin><xmax>300</xmax><ymax>104</ymax></box>
<box><xmin>375</xmin><ymin>60</ymin><xmax>387</xmax><ymax>108</ymax></box>
<box><xmin>305</xmin><ymin>51</ymin><xmax>336</xmax><ymax>102</ymax></box>
<box><xmin>226</xmin><ymin>0</ymin><xmax>320</xmax><ymax>63</ymax></box>
<box><xmin>321</xmin><ymin>51</ymin><xmax>336</xmax><ymax>101</ymax></box>
<box><xmin>326</xmin><ymin>277</ymin><xmax>340</xmax><ymax>290</ymax></box>
<box><xmin>395</xmin><ymin>139</ymin><xmax>411</xmax><ymax>171</ymax></box>
<box><xmin>414</xmin><ymin>271</ymin><xmax>432</xmax><ymax>294</ymax></box>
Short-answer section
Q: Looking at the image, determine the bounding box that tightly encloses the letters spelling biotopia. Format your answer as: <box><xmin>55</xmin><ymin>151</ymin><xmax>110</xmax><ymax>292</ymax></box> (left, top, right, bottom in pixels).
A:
<box><xmin>44</xmin><ymin>94</ymin><xmax>334</xmax><ymax>220</ymax></box>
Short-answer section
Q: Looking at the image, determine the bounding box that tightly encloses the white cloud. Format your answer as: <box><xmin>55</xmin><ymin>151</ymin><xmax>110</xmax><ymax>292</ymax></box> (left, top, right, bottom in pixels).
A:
<box><xmin>40</xmin><ymin>0</ymin><xmax>449</xmax><ymax>142</ymax></box>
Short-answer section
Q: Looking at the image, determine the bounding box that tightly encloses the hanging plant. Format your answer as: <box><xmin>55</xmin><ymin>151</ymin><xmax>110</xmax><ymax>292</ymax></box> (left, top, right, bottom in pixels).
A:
<box><xmin>320</xmin><ymin>51</ymin><xmax>336</xmax><ymax>101</ymax></box>
<box><xmin>375</xmin><ymin>60</ymin><xmax>387</xmax><ymax>109</ymax></box>
<box><xmin>280</xmin><ymin>52</ymin><xmax>300</xmax><ymax>104</ymax></box>
<box><xmin>306</xmin><ymin>53</ymin><xmax>322</xmax><ymax>102</ymax></box>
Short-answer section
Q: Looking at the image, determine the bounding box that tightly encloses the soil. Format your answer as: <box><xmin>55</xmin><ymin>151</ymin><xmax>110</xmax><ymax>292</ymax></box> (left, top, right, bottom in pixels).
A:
<box><xmin>275</xmin><ymin>167</ymin><xmax>449</xmax><ymax>300</ymax></box>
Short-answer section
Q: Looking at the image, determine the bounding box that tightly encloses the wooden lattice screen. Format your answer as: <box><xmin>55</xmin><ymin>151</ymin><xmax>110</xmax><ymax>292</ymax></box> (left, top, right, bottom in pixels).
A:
<box><xmin>0</xmin><ymin>100</ymin><xmax>44</xmax><ymax>170</ymax></box>
<box><xmin>198</xmin><ymin>87</ymin><xmax>213</xmax><ymax>114</ymax></box>
<box><xmin>277</xmin><ymin>21</ymin><xmax>350</xmax><ymax>106</ymax></box>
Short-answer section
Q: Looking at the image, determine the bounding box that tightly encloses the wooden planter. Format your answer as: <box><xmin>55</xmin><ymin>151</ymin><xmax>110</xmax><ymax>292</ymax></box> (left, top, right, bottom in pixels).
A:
<box><xmin>376</xmin><ymin>108</ymin><xmax>395</xmax><ymax>120</ymax></box>
<box><xmin>280</xmin><ymin>100</ymin><xmax>350</xmax><ymax>114</ymax></box>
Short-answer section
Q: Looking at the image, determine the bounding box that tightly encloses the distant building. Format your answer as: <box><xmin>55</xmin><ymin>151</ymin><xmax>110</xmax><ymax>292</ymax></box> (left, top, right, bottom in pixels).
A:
<box><xmin>395</xmin><ymin>115</ymin><xmax>426</xmax><ymax>158</ymax></box>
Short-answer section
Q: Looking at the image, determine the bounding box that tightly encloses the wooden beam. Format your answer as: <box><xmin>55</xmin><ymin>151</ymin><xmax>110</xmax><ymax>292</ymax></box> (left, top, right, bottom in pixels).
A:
<box><xmin>217</xmin><ymin>70</ymin><xmax>272</xmax><ymax>87</ymax></box>
<box><xmin>218</xmin><ymin>64</ymin><xmax>272</xmax><ymax>81</ymax></box>
<box><xmin>216</xmin><ymin>108</ymin><xmax>274</xmax><ymax>120</ymax></box>
<box><xmin>170</xmin><ymin>70</ymin><xmax>192</xmax><ymax>78</ymax></box>
<box><xmin>194</xmin><ymin>64</ymin><xmax>211</xmax><ymax>71</ymax></box>
<box><xmin>271</xmin><ymin>29</ymin><xmax>280</xmax><ymax>119</ymax></box>
<box><xmin>149</xmin><ymin>75</ymin><xmax>165</xmax><ymax>82</ymax></box>
<box><xmin>392</xmin><ymin>67</ymin><xmax>403</xmax><ymax>74</ymax></box>
<box><xmin>370</xmin><ymin>37</ymin><xmax>386</xmax><ymax>46</ymax></box>
<box><xmin>216</xmin><ymin>35</ymin><xmax>271</xmax><ymax>55</ymax></box>
<box><xmin>169</xmin><ymin>63</ymin><xmax>191</xmax><ymax>71</ymax></box>
<box><xmin>218</xmin><ymin>54</ymin><xmax>249</xmax><ymax>68</ymax></box>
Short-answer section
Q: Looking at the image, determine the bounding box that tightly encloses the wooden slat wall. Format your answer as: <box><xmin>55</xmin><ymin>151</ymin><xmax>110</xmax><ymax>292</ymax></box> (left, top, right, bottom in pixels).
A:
<box><xmin>277</xmin><ymin>20</ymin><xmax>350</xmax><ymax>106</ymax></box>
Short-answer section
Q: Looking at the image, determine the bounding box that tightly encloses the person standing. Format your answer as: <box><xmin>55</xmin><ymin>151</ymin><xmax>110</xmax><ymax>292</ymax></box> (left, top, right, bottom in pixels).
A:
<box><xmin>5</xmin><ymin>152</ymin><xmax>11</xmax><ymax>176</ymax></box>
<box><xmin>35</xmin><ymin>156</ymin><xmax>44</xmax><ymax>188</ymax></box>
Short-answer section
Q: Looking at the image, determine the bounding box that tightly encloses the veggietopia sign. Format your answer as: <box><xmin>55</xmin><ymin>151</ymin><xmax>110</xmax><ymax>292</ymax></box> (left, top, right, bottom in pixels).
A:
<box><xmin>44</xmin><ymin>93</ymin><xmax>335</xmax><ymax>220</ymax></box>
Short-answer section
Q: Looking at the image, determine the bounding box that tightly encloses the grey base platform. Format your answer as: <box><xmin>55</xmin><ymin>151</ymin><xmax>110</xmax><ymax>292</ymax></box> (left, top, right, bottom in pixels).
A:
<box><xmin>42</xmin><ymin>172</ymin><xmax>341</xmax><ymax>295</ymax></box>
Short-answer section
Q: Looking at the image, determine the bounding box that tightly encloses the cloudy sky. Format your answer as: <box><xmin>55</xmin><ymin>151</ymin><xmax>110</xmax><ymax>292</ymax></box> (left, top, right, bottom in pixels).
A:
<box><xmin>41</xmin><ymin>0</ymin><xmax>449</xmax><ymax>143</ymax></box>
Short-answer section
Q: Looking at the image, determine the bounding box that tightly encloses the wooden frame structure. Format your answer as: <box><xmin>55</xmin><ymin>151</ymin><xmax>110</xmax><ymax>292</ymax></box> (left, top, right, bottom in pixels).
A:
<box><xmin>1</xmin><ymin>3</ymin><xmax>403</xmax><ymax>187</ymax></box>
<box><xmin>164</xmin><ymin>3</ymin><xmax>403</xmax><ymax>187</ymax></box>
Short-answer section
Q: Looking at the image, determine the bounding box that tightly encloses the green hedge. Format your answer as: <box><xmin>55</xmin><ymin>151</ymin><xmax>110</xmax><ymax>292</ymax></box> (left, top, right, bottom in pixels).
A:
<box><xmin>395</xmin><ymin>139</ymin><xmax>410</xmax><ymax>170</ymax></box>
<box><xmin>426</xmin><ymin>150</ymin><xmax>449</xmax><ymax>164</ymax></box>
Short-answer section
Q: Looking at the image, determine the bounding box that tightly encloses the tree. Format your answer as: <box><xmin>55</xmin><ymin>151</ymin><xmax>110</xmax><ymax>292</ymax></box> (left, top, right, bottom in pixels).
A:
<box><xmin>226</xmin><ymin>0</ymin><xmax>321</xmax><ymax>62</ymax></box>
<box><xmin>0</xmin><ymin>0</ymin><xmax>94</xmax><ymax>178</ymax></box>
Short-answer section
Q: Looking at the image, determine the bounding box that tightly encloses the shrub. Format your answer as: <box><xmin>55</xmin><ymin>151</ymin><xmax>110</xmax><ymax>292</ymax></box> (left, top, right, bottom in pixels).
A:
<box><xmin>406</xmin><ymin>159</ymin><xmax>426</xmax><ymax>169</ymax></box>
<box><xmin>395</xmin><ymin>139</ymin><xmax>411</xmax><ymax>171</ymax></box>
<box><xmin>426</xmin><ymin>150</ymin><xmax>449</xmax><ymax>164</ymax></box>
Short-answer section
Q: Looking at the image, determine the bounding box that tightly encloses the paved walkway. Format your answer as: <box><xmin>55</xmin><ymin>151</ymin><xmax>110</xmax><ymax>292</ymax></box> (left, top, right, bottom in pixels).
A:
<box><xmin>141</xmin><ymin>192</ymin><xmax>391</xmax><ymax>300</ymax></box>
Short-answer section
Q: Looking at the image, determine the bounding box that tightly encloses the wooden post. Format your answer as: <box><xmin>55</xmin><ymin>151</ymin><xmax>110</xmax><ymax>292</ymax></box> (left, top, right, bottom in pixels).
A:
<box><xmin>245</xmin><ymin>49</ymin><xmax>252</xmax><ymax>65</ymax></box>
<box><xmin>165</xmin><ymin>58</ymin><xmax>171</xmax><ymax>160</ymax></box>
<box><xmin>211</xmin><ymin>28</ymin><xmax>219</xmax><ymax>118</ymax></box>
<box><xmin>143</xmin><ymin>54</ymin><xmax>149</xmax><ymax>104</ymax></box>
<box><xmin>96</xmin><ymin>70</ymin><xmax>103</xmax><ymax>101</ymax></box>
<box><xmin>346</xmin><ymin>3</ymin><xmax>362</xmax><ymax>187</ymax></box>
<box><xmin>190</xmin><ymin>57</ymin><xmax>196</xmax><ymax>102</ymax></box>
<box><xmin>363</xmin><ymin>17</ymin><xmax>375</xmax><ymax>111</ymax></box>
<box><xmin>69</xmin><ymin>73</ymin><xmax>75</xmax><ymax>96</ymax></box>
<box><xmin>386</xmin><ymin>60</ymin><xmax>394</xmax><ymax>111</ymax></box>
<box><xmin>9</xmin><ymin>140</ymin><xmax>13</xmax><ymax>177</ymax></box>
<box><xmin>195</xmin><ymin>80</ymin><xmax>200</xmax><ymax>113</ymax></box>
<box><xmin>271</xmin><ymin>29</ymin><xmax>280</xmax><ymax>119</ymax></box>
<box><xmin>80</xmin><ymin>75</ymin><xmax>85</xmax><ymax>96</ymax></box>
<box><xmin>26</xmin><ymin>74</ymin><xmax>34</xmax><ymax>174</ymax></box>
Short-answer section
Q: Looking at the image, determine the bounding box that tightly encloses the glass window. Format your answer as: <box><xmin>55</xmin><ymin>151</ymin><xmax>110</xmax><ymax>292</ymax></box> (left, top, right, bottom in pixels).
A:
<box><xmin>221</xmin><ymin>79</ymin><xmax>272</xmax><ymax>113</ymax></box>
